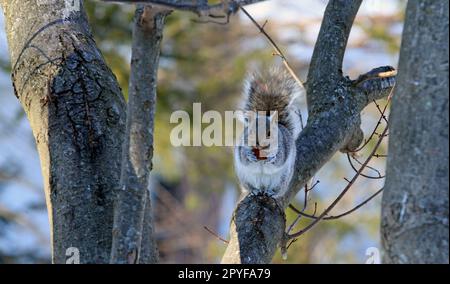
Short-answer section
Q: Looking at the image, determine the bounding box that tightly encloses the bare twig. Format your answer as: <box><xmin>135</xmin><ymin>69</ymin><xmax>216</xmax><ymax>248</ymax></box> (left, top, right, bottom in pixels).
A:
<box><xmin>286</xmin><ymin>188</ymin><xmax>307</xmax><ymax>235</ymax></box>
<box><xmin>282</xmin><ymin>179</ymin><xmax>320</xmax><ymax>258</ymax></box>
<box><xmin>286</xmin><ymin>95</ymin><xmax>390</xmax><ymax>249</ymax></box>
<box><xmin>103</xmin><ymin>0</ymin><xmax>267</xmax><ymax>19</ymax></box>
<box><xmin>204</xmin><ymin>226</ymin><xmax>229</xmax><ymax>244</ymax></box>
<box><xmin>286</xmin><ymin>124</ymin><xmax>389</xmax><ymax>239</ymax></box>
<box><xmin>286</xmin><ymin>180</ymin><xmax>319</xmax><ymax>232</ymax></box>
<box><xmin>222</xmin><ymin>0</ymin><xmax>397</xmax><ymax>264</ymax></box>
<box><xmin>239</xmin><ymin>6</ymin><xmax>305</xmax><ymax>129</ymax></box>
<box><xmin>0</xmin><ymin>205</ymin><xmax>49</xmax><ymax>246</ymax></box>
<box><xmin>350</xmin><ymin>86</ymin><xmax>394</xmax><ymax>153</ymax></box>
<box><xmin>374</xmin><ymin>154</ymin><xmax>387</xmax><ymax>158</ymax></box>
<box><xmin>347</xmin><ymin>153</ymin><xmax>385</xmax><ymax>179</ymax></box>
<box><xmin>239</xmin><ymin>6</ymin><xmax>304</xmax><ymax>90</ymax></box>
<box><xmin>373</xmin><ymin>99</ymin><xmax>389</xmax><ymax>124</ymax></box>
<box><xmin>288</xmin><ymin>187</ymin><xmax>384</xmax><ymax>221</ymax></box>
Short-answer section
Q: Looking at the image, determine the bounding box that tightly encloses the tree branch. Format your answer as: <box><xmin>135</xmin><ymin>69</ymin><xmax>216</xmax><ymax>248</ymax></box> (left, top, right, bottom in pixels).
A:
<box><xmin>288</xmin><ymin>187</ymin><xmax>384</xmax><ymax>221</ymax></box>
<box><xmin>307</xmin><ymin>0</ymin><xmax>362</xmax><ymax>113</ymax></box>
<box><xmin>286</xmin><ymin>125</ymin><xmax>388</xmax><ymax>239</ymax></box>
<box><xmin>239</xmin><ymin>6</ymin><xmax>305</xmax><ymax>90</ymax></box>
<box><xmin>102</xmin><ymin>0</ymin><xmax>267</xmax><ymax>18</ymax></box>
<box><xmin>110</xmin><ymin>5</ymin><xmax>169</xmax><ymax>264</ymax></box>
<box><xmin>222</xmin><ymin>0</ymin><xmax>396</xmax><ymax>264</ymax></box>
<box><xmin>352</xmin><ymin>66</ymin><xmax>397</xmax><ymax>106</ymax></box>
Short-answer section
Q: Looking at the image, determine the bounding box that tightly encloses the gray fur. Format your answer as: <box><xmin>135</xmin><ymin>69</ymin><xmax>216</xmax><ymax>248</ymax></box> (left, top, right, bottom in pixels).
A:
<box><xmin>235</xmin><ymin>68</ymin><xmax>300</xmax><ymax>196</ymax></box>
<box><xmin>243</xmin><ymin>68</ymin><xmax>301</xmax><ymax>134</ymax></box>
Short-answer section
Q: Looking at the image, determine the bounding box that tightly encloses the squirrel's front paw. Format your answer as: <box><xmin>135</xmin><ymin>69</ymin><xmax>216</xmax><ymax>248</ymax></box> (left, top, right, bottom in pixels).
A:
<box><xmin>249</xmin><ymin>188</ymin><xmax>276</xmax><ymax>198</ymax></box>
<box><xmin>266</xmin><ymin>154</ymin><xmax>277</xmax><ymax>163</ymax></box>
<box><xmin>245</xmin><ymin>148</ymin><xmax>258</xmax><ymax>162</ymax></box>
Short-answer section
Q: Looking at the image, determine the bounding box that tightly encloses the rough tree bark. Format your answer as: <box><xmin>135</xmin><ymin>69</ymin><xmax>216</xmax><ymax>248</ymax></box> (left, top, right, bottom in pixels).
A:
<box><xmin>104</xmin><ymin>0</ymin><xmax>395</xmax><ymax>263</ymax></box>
<box><xmin>104</xmin><ymin>0</ymin><xmax>396</xmax><ymax>264</ymax></box>
<box><xmin>1</xmin><ymin>0</ymin><xmax>126</xmax><ymax>263</ymax></box>
<box><xmin>103</xmin><ymin>0</ymin><xmax>271</xmax><ymax>264</ymax></box>
<box><xmin>1</xmin><ymin>0</ymin><xmax>402</xmax><ymax>264</ymax></box>
<box><xmin>0</xmin><ymin>0</ymin><xmax>271</xmax><ymax>264</ymax></box>
<box><xmin>221</xmin><ymin>0</ymin><xmax>396</xmax><ymax>264</ymax></box>
<box><xmin>111</xmin><ymin>4</ymin><xmax>169</xmax><ymax>264</ymax></box>
<box><xmin>381</xmin><ymin>0</ymin><xmax>449</xmax><ymax>264</ymax></box>
<box><xmin>104</xmin><ymin>0</ymin><xmax>266</xmax><ymax>17</ymax></box>
<box><xmin>2</xmin><ymin>0</ymin><xmax>162</xmax><ymax>263</ymax></box>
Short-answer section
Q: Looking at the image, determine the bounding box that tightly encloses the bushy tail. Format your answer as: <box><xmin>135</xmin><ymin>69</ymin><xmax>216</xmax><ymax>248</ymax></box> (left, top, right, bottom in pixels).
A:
<box><xmin>242</xmin><ymin>67</ymin><xmax>303</xmax><ymax>137</ymax></box>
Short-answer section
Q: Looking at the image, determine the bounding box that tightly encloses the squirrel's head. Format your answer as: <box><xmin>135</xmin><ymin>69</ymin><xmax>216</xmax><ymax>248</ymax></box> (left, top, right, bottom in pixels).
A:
<box><xmin>238</xmin><ymin>111</ymin><xmax>279</xmax><ymax>160</ymax></box>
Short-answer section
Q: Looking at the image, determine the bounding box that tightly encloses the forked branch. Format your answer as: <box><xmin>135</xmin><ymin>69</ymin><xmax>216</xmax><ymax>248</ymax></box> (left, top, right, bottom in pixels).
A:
<box><xmin>222</xmin><ymin>0</ymin><xmax>396</xmax><ymax>263</ymax></box>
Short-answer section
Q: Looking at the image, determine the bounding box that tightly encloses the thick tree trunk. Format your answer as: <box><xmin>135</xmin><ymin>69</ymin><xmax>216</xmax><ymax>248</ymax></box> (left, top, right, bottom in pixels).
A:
<box><xmin>381</xmin><ymin>0</ymin><xmax>449</xmax><ymax>264</ymax></box>
<box><xmin>1</xmin><ymin>0</ymin><xmax>127</xmax><ymax>263</ymax></box>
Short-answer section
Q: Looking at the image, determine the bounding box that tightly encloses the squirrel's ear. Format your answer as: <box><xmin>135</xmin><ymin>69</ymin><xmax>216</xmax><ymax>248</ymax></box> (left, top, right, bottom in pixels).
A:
<box><xmin>287</xmin><ymin>92</ymin><xmax>300</xmax><ymax>108</ymax></box>
<box><xmin>288</xmin><ymin>83</ymin><xmax>306</xmax><ymax>108</ymax></box>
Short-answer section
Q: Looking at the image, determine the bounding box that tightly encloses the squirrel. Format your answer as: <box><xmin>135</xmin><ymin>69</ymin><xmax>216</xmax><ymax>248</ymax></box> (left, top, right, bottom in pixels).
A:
<box><xmin>234</xmin><ymin>68</ymin><xmax>303</xmax><ymax>197</ymax></box>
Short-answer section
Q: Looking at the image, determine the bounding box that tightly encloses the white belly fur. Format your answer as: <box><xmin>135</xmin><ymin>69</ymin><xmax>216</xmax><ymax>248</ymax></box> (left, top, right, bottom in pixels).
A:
<box><xmin>234</xmin><ymin>145</ymin><xmax>295</xmax><ymax>196</ymax></box>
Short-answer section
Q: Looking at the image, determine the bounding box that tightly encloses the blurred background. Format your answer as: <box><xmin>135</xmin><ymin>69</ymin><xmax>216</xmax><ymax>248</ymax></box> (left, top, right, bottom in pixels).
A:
<box><xmin>0</xmin><ymin>0</ymin><xmax>405</xmax><ymax>263</ymax></box>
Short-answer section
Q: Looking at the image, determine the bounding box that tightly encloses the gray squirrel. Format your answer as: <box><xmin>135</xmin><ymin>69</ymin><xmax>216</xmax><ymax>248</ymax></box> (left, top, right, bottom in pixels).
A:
<box><xmin>234</xmin><ymin>68</ymin><xmax>304</xmax><ymax>197</ymax></box>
